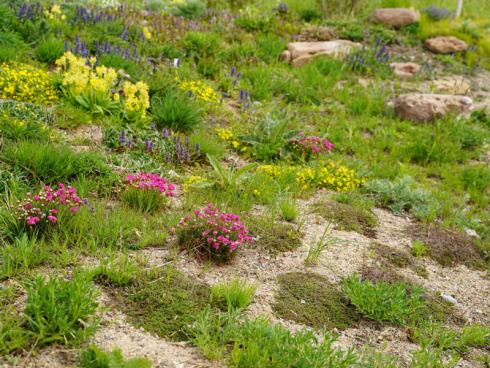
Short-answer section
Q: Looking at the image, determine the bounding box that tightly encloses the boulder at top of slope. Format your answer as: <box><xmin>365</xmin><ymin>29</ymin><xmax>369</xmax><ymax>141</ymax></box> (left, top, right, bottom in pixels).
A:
<box><xmin>390</xmin><ymin>62</ymin><xmax>421</xmax><ymax>79</ymax></box>
<box><xmin>369</xmin><ymin>8</ymin><xmax>420</xmax><ymax>28</ymax></box>
<box><xmin>287</xmin><ymin>40</ymin><xmax>361</xmax><ymax>67</ymax></box>
<box><xmin>394</xmin><ymin>93</ymin><xmax>473</xmax><ymax>122</ymax></box>
<box><xmin>424</xmin><ymin>36</ymin><xmax>468</xmax><ymax>54</ymax></box>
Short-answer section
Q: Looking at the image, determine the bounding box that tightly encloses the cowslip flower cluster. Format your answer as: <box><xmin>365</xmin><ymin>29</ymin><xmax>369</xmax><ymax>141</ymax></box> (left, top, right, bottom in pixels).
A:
<box><xmin>177</xmin><ymin>204</ymin><xmax>253</xmax><ymax>262</ymax></box>
<box><xmin>125</xmin><ymin>173</ymin><xmax>175</xmax><ymax>196</ymax></box>
<box><xmin>289</xmin><ymin>132</ymin><xmax>334</xmax><ymax>158</ymax></box>
<box><xmin>56</xmin><ymin>52</ymin><xmax>117</xmax><ymax>95</ymax></box>
<box><xmin>178</xmin><ymin>79</ymin><xmax>220</xmax><ymax>106</ymax></box>
<box><xmin>0</xmin><ymin>63</ymin><xmax>58</xmax><ymax>105</ymax></box>
<box><xmin>44</xmin><ymin>4</ymin><xmax>66</xmax><ymax>20</ymax></box>
<box><xmin>55</xmin><ymin>52</ymin><xmax>149</xmax><ymax>119</ymax></box>
<box><xmin>15</xmin><ymin>184</ymin><xmax>83</xmax><ymax>227</ymax></box>
<box><xmin>122</xmin><ymin>81</ymin><xmax>150</xmax><ymax>117</ymax></box>
<box><xmin>258</xmin><ymin>162</ymin><xmax>364</xmax><ymax>192</ymax></box>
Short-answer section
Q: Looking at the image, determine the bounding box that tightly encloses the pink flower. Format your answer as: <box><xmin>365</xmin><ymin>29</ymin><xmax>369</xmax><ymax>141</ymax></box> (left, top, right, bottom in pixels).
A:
<box><xmin>47</xmin><ymin>215</ymin><xmax>57</xmax><ymax>223</ymax></box>
<box><xmin>27</xmin><ymin>216</ymin><xmax>40</xmax><ymax>225</ymax></box>
<box><xmin>70</xmin><ymin>207</ymin><xmax>78</xmax><ymax>213</ymax></box>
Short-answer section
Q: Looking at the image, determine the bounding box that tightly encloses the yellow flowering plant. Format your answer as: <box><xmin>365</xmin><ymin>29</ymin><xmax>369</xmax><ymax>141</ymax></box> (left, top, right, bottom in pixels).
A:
<box><xmin>55</xmin><ymin>52</ymin><xmax>149</xmax><ymax>120</ymax></box>
<box><xmin>177</xmin><ymin>79</ymin><xmax>220</xmax><ymax>106</ymax></box>
<box><xmin>257</xmin><ymin>161</ymin><xmax>364</xmax><ymax>192</ymax></box>
<box><xmin>44</xmin><ymin>4</ymin><xmax>66</xmax><ymax>21</ymax></box>
<box><xmin>0</xmin><ymin>63</ymin><xmax>58</xmax><ymax>105</ymax></box>
<box><xmin>215</xmin><ymin>127</ymin><xmax>246</xmax><ymax>151</ymax></box>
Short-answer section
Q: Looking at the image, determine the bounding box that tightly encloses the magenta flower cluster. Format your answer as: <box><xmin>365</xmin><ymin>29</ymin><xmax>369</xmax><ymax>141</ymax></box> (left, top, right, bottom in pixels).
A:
<box><xmin>125</xmin><ymin>172</ymin><xmax>175</xmax><ymax>197</ymax></box>
<box><xmin>290</xmin><ymin>132</ymin><xmax>334</xmax><ymax>156</ymax></box>
<box><xmin>16</xmin><ymin>184</ymin><xmax>83</xmax><ymax>226</ymax></box>
<box><xmin>178</xmin><ymin>204</ymin><xmax>253</xmax><ymax>253</ymax></box>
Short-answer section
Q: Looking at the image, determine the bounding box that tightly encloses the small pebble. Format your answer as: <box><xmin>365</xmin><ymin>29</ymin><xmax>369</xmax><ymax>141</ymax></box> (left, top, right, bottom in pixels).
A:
<box><xmin>441</xmin><ymin>293</ymin><xmax>458</xmax><ymax>305</ymax></box>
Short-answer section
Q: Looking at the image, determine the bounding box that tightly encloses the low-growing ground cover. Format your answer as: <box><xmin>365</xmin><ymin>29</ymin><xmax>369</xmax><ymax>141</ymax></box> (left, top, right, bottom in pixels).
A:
<box><xmin>0</xmin><ymin>0</ymin><xmax>489</xmax><ymax>366</ymax></box>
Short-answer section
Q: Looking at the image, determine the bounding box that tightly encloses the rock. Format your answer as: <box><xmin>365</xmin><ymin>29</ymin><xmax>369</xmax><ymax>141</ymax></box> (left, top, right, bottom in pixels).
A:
<box><xmin>424</xmin><ymin>36</ymin><xmax>468</xmax><ymax>54</ymax></box>
<box><xmin>465</xmin><ymin>228</ymin><xmax>480</xmax><ymax>239</ymax></box>
<box><xmin>390</xmin><ymin>62</ymin><xmax>421</xmax><ymax>79</ymax></box>
<box><xmin>440</xmin><ymin>293</ymin><xmax>458</xmax><ymax>305</ymax></box>
<box><xmin>394</xmin><ymin>93</ymin><xmax>473</xmax><ymax>122</ymax></box>
<box><xmin>369</xmin><ymin>8</ymin><xmax>420</xmax><ymax>28</ymax></box>
<box><xmin>430</xmin><ymin>76</ymin><xmax>471</xmax><ymax>94</ymax></box>
<box><xmin>280</xmin><ymin>50</ymin><xmax>291</xmax><ymax>62</ymax></box>
<box><xmin>286</xmin><ymin>40</ymin><xmax>361</xmax><ymax>67</ymax></box>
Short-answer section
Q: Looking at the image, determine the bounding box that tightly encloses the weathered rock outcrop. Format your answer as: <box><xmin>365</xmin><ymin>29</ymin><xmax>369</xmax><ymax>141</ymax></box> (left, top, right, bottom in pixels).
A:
<box><xmin>282</xmin><ymin>40</ymin><xmax>361</xmax><ymax>67</ymax></box>
<box><xmin>369</xmin><ymin>8</ymin><xmax>420</xmax><ymax>27</ymax></box>
<box><xmin>394</xmin><ymin>94</ymin><xmax>473</xmax><ymax>122</ymax></box>
<box><xmin>424</xmin><ymin>36</ymin><xmax>468</xmax><ymax>54</ymax></box>
<box><xmin>390</xmin><ymin>62</ymin><xmax>421</xmax><ymax>79</ymax></box>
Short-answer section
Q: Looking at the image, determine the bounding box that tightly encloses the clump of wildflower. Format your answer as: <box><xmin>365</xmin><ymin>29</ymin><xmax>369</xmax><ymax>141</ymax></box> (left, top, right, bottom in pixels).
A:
<box><xmin>125</xmin><ymin>172</ymin><xmax>175</xmax><ymax>196</ymax></box>
<box><xmin>123</xmin><ymin>81</ymin><xmax>150</xmax><ymax>118</ymax></box>
<box><xmin>55</xmin><ymin>52</ymin><xmax>149</xmax><ymax>119</ymax></box>
<box><xmin>183</xmin><ymin>175</ymin><xmax>208</xmax><ymax>193</ymax></box>
<box><xmin>178</xmin><ymin>79</ymin><xmax>220</xmax><ymax>106</ymax></box>
<box><xmin>0</xmin><ymin>63</ymin><xmax>58</xmax><ymax>105</ymax></box>
<box><xmin>44</xmin><ymin>4</ymin><xmax>66</xmax><ymax>20</ymax></box>
<box><xmin>215</xmin><ymin>127</ymin><xmax>244</xmax><ymax>151</ymax></box>
<box><xmin>106</xmin><ymin>127</ymin><xmax>203</xmax><ymax>164</ymax></box>
<box><xmin>177</xmin><ymin>204</ymin><xmax>253</xmax><ymax>262</ymax></box>
<box><xmin>15</xmin><ymin>184</ymin><xmax>84</xmax><ymax>229</ymax></box>
<box><xmin>289</xmin><ymin>132</ymin><xmax>334</xmax><ymax>160</ymax></box>
<box><xmin>121</xmin><ymin>173</ymin><xmax>175</xmax><ymax>213</ymax></box>
<box><xmin>142</xmin><ymin>26</ymin><xmax>152</xmax><ymax>40</ymax></box>
<box><xmin>258</xmin><ymin>162</ymin><xmax>364</xmax><ymax>192</ymax></box>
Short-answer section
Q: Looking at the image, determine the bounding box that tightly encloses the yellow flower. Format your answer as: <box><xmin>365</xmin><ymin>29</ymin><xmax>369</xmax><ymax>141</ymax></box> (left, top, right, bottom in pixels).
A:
<box><xmin>142</xmin><ymin>26</ymin><xmax>152</xmax><ymax>40</ymax></box>
<box><xmin>51</xmin><ymin>4</ymin><xmax>61</xmax><ymax>14</ymax></box>
<box><xmin>177</xmin><ymin>79</ymin><xmax>220</xmax><ymax>106</ymax></box>
<box><xmin>0</xmin><ymin>62</ymin><xmax>57</xmax><ymax>105</ymax></box>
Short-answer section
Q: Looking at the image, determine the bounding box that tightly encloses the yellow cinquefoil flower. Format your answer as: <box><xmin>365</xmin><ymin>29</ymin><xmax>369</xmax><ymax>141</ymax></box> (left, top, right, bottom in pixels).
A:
<box><xmin>178</xmin><ymin>79</ymin><xmax>220</xmax><ymax>106</ymax></box>
<box><xmin>0</xmin><ymin>63</ymin><xmax>58</xmax><ymax>105</ymax></box>
<box><xmin>257</xmin><ymin>162</ymin><xmax>363</xmax><ymax>192</ymax></box>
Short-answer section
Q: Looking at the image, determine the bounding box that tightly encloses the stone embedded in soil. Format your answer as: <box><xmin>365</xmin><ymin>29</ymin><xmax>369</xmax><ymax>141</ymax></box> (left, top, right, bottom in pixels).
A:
<box><xmin>284</xmin><ymin>40</ymin><xmax>362</xmax><ymax>67</ymax></box>
<box><xmin>390</xmin><ymin>62</ymin><xmax>421</xmax><ymax>79</ymax></box>
<box><xmin>441</xmin><ymin>293</ymin><xmax>458</xmax><ymax>305</ymax></box>
<box><xmin>394</xmin><ymin>93</ymin><xmax>473</xmax><ymax>122</ymax></box>
<box><xmin>424</xmin><ymin>36</ymin><xmax>468</xmax><ymax>54</ymax></box>
<box><xmin>369</xmin><ymin>8</ymin><xmax>420</xmax><ymax>28</ymax></box>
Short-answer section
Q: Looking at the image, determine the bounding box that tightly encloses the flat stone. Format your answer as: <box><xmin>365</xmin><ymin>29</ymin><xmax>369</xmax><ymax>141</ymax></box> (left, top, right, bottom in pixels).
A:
<box><xmin>369</xmin><ymin>8</ymin><xmax>420</xmax><ymax>27</ymax></box>
<box><xmin>424</xmin><ymin>36</ymin><xmax>468</xmax><ymax>54</ymax></box>
<box><xmin>394</xmin><ymin>93</ymin><xmax>473</xmax><ymax>122</ymax></box>
<box><xmin>287</xmin><ymin>40</ymin><xmax>361</xmax><ymax>67</ymax></box>
<box><xmin>390</xmin><ymin>62</ymin><xmax>421</xmax><ymax>79</ymax></box>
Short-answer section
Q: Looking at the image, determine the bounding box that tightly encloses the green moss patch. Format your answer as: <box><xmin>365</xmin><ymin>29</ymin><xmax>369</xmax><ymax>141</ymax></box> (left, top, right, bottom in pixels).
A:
<box><xmin>111</xmin><ymin>267</ymin><xmax>211</xmax><ymax>341</ymax></box>
<box><xmin>408</xmin><ymin>225</ymin><xmax>485</xmax><ymax>269</ymax></box>
<box><xmin>273</xmin><ymin>272</ymin><xmax>358</xmax><ymax>330</ymax></box>
<box><xmin>313</xmin><ymin>201</ymin><xmax>377</xmax><ymax>238</ymax></box>
<box><xmin>370</xmin><ymin>243</ymin><xmax>412</xmax><ymax>268</ymax></box>
<box><xmin>249</xmin><ymin>219</ymin><xmax>302</xmax><ymax>255</ymax></box>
